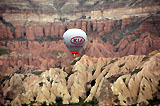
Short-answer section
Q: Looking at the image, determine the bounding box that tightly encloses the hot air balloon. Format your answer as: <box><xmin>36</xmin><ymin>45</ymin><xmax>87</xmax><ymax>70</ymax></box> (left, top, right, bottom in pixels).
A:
<box><xmin>63</xmin><ymin>29</ymin><xmax>87</xmax><ymax>57</ymax></box>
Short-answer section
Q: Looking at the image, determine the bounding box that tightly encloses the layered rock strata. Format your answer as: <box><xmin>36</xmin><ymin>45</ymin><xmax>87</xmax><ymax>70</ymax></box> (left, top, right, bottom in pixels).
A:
<box><xmin>0</xmin><ymin>0</ymin><xmax>160</xmax><ymax>74</ymax></box>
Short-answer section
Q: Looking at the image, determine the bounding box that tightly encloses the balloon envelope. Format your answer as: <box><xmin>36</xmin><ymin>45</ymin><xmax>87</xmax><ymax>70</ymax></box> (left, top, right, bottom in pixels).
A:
<box><xmin>63</xmin><ymin>29</ymin><xmax>87</xmax><ymax>56</ymax></box>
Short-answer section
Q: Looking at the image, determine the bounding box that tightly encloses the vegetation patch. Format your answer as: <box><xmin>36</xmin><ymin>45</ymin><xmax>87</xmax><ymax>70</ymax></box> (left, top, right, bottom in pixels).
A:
<box><xmin>87</xmin><ymin>97</ymin><xmax>98</xmax><ymax>106</ymax></box>
<box><xmin>59</xmin><ymin>17</ymin><xmax>69</xmax><ymax>22</ymax></box>
<box><xmin>63</xmin><ymin>67</ymin><xmax>77</xmax><ymax>82</ymax></box>
<box><xmin>55</xmin><ymin>96</ymin><xmax>63</xmax><ymax>104</ymax></box>
<box><xmin>86</xmin><ymin>88</ymin><xmax>91</xmax><ymax>97</ymax></box>
<box><xmin>22</xmin><ymin>74</ymin><xmax>28</xmax><ymax>81</ymax></box>
<box><xmin>39</xmin><ymin>82</ymin><xmax>43</xmax><ymax>87</ymax></box>
<box><xmin>113</xmin><ymin>94</ymin><xmax>120</xmax><ymax>104</ymax></box>
<box><xmin>50</xmin><ymin>79</ymin><xmax>53</xmax><ymax>84</ymax></box>
<box><xmin>3</xmin><ymin>75</ymin><xmax>11</xmax><ymax>80</ymax></box>
<box><xmin>16</xmin><ymin>37</ymin><xmax>26</xmax><ymax>41</ymax></box>
<box><xmin>119</xmin><ymin>63</ymin><xmax>125</xmax><ymax>68</ymax></box>
<box><xmin>122</xmin><ymin>77</ymin><xmax>129</xmax><ymax>87</ymax></box>
<box><xmin>1</xmin><ymin>75</ymin><xmax>11</xmax><ymax>85</ymax></box>
<box><xmin>0</xmin><ymin>48</ymin><xmax>12</xmax><ymax>56</ymax></box>
<box><xmin>70</xmin><ymin>56</ymin><xmax>82</xmax><ymax>65</ymax></box>
<box><xmin>100</xmin><ymin>67</ymin><xmax>105</xmax><ymax>72</ymax></box>
<box><xmin>131</xmin><ymin>68</ymin><xmax>143</xmax><ymax>75</ymax></box>
<box><xmin>122</xmin><ymin>77</ymin><xmax>126</xmax><ymax>82</ymax></box>
<box><xmin>141</xmin><ymin>56</ymin><xmax>149</xmax><ymax>62</ymax></box>
<box><xmin>92</xmin><ymin>69</ymin><xmax>96</xmax><ymax>75</ymax></box>
<box><xmin>32</xmin><ymin>70</ymin><xmax>45</xmax><ymax>75</ymax></box>
<box><xmin>109</xmin><ymin>59</ymin><xmax>118</xmax><ymax>64</ymax></box>
<box><xmin>91</xmin><ymin>79</ymin><xmax>96</xmax><ymax>87</ymax></box>
<box><xmin>100</xmin><ymin>64</ymin><xmax>107</xmax><ymax>72</ymax></box>
<box><xmin>114</xmin><ymin>98</ymin><xmax>120</xmax><ymax>104</ymax></box>
<box><xmin>104</xmin><ymin>72</ymin><xmax>108</xmax><ymax>77</ymax></box>
<box><xmin>19</xmin><ymin>96</ymin><xmax>98</xmax><ymax>106</ymax></box>
<box><xmin>114</xmin><ymin>48</ymin><xmax>119</xmax><ymax>52</ymax></box>
<box><xmin>148</xmin><ymin>96</ymin><xmax>160</xmax><ymax>105</ymax></box>
<box><xmin>71</xmin><ymin>60</ymin><xmax>77</xmax><ymax>65</ymax></box>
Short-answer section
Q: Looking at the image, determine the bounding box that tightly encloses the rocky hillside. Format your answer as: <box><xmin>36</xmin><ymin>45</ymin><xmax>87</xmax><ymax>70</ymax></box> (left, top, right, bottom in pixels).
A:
<box><xmin>0</xmin><ymin>0</ymin><xmax>159</xmax><ymax>14</ymax></box>
<box><xmin>0</xmin><ymin>0</ymin><xmax>160</xmax><ymax>82</ymax></box>
<box><xmin>1</xmin><ymin>14</ymin><xmax>160</xmax><ymax>74</ymax></box>
<box><xmin>0</xmin><ymin>52</ymin><xmax>160</xmax><ymax>106</ymax></box>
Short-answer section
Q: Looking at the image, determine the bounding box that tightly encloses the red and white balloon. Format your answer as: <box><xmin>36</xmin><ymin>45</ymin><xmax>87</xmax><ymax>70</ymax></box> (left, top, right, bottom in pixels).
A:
<box><xmin>63</xmin><ymin>29</ymin><xmax>87</xmax><ymax>56</ymax></box>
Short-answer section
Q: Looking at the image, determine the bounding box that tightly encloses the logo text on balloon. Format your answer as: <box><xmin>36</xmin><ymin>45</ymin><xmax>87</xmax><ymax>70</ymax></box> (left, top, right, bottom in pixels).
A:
<box><xmin>70</xmin><ymin>36</ymin><xmax>85</xmax><ymax>45</ymax></box>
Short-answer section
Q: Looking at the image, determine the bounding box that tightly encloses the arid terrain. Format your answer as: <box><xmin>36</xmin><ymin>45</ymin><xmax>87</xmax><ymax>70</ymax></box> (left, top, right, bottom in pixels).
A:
<box><xmin>1</xmin><ymin>51</ymin><xmax>160</xmax><ymax>105</ymax></box>
<box><xmin>0</xmin><ymin>0</ymin><xmax>160</xmax><ymax>105</ymax></box>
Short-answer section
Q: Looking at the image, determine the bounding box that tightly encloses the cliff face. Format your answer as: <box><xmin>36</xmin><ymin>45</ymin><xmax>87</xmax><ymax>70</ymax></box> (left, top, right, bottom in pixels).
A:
<box><xmin>0</xmin><ymin>0</ymin><xmax>160</xmax><ymax>73</ymax></box>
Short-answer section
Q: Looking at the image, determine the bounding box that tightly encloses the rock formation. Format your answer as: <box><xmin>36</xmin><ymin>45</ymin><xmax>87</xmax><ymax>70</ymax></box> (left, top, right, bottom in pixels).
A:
<box><xmin>0</xmin><ymin>0</ymin><xmax>160</xmax><ymax>73</ymax></box>
<box><xmin>0</xmin><ymin>1</ymin><xmax>160</xmax><ymax>105</ymax></box>
<box><xmin>1</xmin><ymin>14</ymin><xmax>160</xmax><ymax>74</ymax></box>
<box><xmin>0</xmin><ymin>52</ymin><xmax>160</xmax><ymax>105</ymax></box>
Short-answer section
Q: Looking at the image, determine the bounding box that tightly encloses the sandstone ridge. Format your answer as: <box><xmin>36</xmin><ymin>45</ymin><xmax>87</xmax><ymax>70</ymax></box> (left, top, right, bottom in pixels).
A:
<box><xmin>1</xmin><ymin>53</ymin><xmax>160</xmax><ymax>105</ymax></box>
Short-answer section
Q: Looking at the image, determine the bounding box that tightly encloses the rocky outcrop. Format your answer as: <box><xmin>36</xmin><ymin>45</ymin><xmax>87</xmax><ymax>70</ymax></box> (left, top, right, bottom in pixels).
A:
<box><xmin>1</xmin><ymin>52</ymin><xmax>160</xmax><ymax>105</ymax></box>
<box><xmin>1</xmin><ymin>13</ymin><xmax>160</xmax><ymax>74</ymax></box>
<box><xmin>115</xmin><ymin>32</ymin><xmax>160</xmax><ymax>56</ymax></box>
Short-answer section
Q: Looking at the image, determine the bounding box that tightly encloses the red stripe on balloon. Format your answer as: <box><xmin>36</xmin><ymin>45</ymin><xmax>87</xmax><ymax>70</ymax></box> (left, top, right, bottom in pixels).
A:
<box><xmin>71</xmin><ymin>51</ymin><xmax>79</xmax><ymax>54</ymax></box>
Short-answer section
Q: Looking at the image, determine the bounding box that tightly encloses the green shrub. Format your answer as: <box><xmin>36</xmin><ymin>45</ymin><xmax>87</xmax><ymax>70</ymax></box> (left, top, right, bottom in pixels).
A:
<box><xmin>22</xmin><ymin>74</ymin><xmax>27</xmax><ymax>81</ymax></box>
<box><xmin>70</xmin><ymin>56</ymin><xmax>82</xmax><ymax>65</ymax></box>
<box><xmin>114</xmin><ymin>98</ymin><xmax>120</xmax><ymax>104</ymax></box>
<box><xmin>89</xmin><ymin>97</ymin><xmax>98</xmax><ymax>105</ymax></box>
<box><xmin>49</xmin><ymin>103</ymin><xmax>56</xmax><ymax>106</ymax></box>
<box><xmin>3</xmin><ymin>75</ymin><xmax>10</xmax><ymax>80</ymax></box>
<box><xmin>0</xmin><ymin>48</ymin><xmax>12</xmax><ymax>56</ymax></box>
<box><xmin>148</xmin><ymin>96</ymin><xmax>160</xmax><ymax>105</ymax></box>
<box><xmin>92</xmin><ymin>69</ymin><xmax>96</xmax><ymax>75</ymax></box>
<box><xmin>104</xmin><ymin>72</ymin><xmax>108</xmax><ymax>77</ymax></box>
<box><xmin>39</xmin><ymin>82</ymin><xmax>43</xmax><ymax>87</ymax></box>
<box><xmin>50</xmin><ymin>79</ymin><xmax>53</xmax><ymax>84</ymax></box>
<box><xmin>41</xmin><ymin>101</ymin><xmax>47</xmax><ymax>106</ymax></box>
<box><xmin>122</xmin><ymin>77</ymin><xmax>126</xmax><ymax>82</ymax></box>
<box><xmin>32</xmin><ymin>70</ymin><xmax>44</xmax><ymax>75</ymax></box>
<box><xmin>21</xmin><ymin>103</ymin><xmax>28</xmax><ymax>106</ymax></box>
<box><xmin>114</xmin><ymin>48</ymin><xmax>119</xmax><ymax>52</ymax></box>
<box><xmin>71</xmin><ymin>60</ymin><xmax>77</xmax><ymax>65</ymax></box>
<box><xmin>131</xmin><ymin>68</ymin><xmax>143</xmax><ymax>75</ymax></box>
<box><xmin>100</xmin><ymin>64</ymin><xmax>107</xmax><ymax>72</ymax></box>
<box><xmin>33</xmin><ymin>96</ymin><xmax>36</xmax><ymax>101</ymax></box>
<box><xmin>62</xmin><ymin>67</ymin><xmax>66</xmax><ymax>73</ymax></box>
<box><xmin>100</xmin><ymin>67</ymin><xmax>105</xmax><ymax>72</ymax></box>
<box><xmin>141</xmin><ymin>56</ymin><xmax>149</xmax><ymax>62</ymax></box>
<box><xmin>55</xmin><ymin>96</ymin><xmax>63</xmax><ymax>104</ymax></box>
<box><xmin>86</xmin><ymin>88</ymin><xmax>91</xmax><ymax>97</ymax></box>
<box><xmin>119</xmin><ymin>63</ymin><xmax>125</xmax><ymax>68</ymax></box>
<box><xmin>109</xmin><ymin>59</ymin><xmax>118</xmax><ymax>64</ymax></box>
<box><xmin>65</xmin><ymin>70</ymin><xmax>78</xmax><ymax>82</ymax></box>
